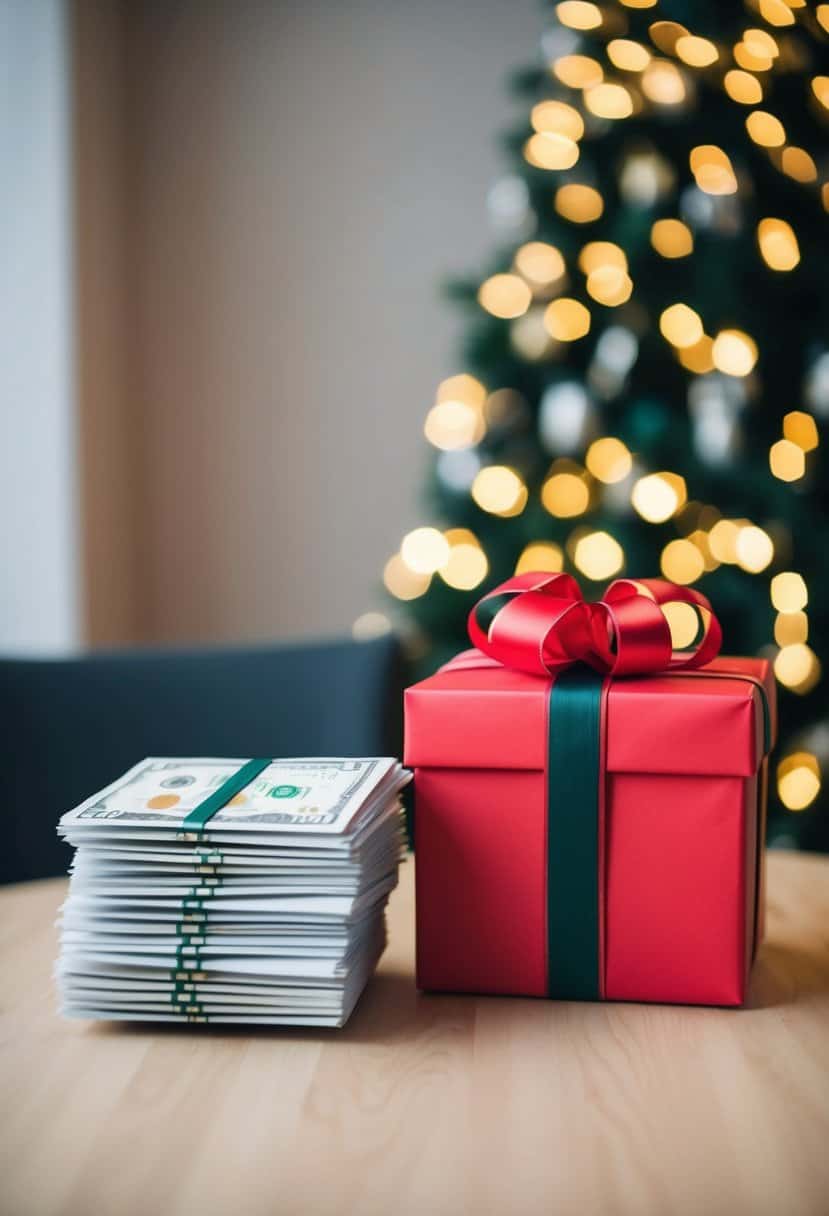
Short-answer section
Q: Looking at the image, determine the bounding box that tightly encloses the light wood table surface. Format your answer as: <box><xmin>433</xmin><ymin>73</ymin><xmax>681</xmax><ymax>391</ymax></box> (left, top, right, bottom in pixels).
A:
<box><xmin>2</xmin><ymin>852</ymin><xmax>828</xmax><ymax>1216</ymax></box>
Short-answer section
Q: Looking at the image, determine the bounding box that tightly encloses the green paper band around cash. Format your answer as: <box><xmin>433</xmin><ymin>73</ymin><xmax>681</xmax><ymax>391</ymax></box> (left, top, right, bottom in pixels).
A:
<box><xmin>176</xmin><ymin>943</ymin><xmax>205</xmax><ymax>966</ymax></box>
<box><xmin>170</xmin><ymin>995</ymin><xmax>205</xmax><ymax>1014</ymax></box>
<box><xmin>184</xmin><ymin>884</ymin><xmax>220</xmax><ymax>906</ymax></box>
<box><xmin>177</xmin><ymin>757</ymin><xmax>272</xmax><ymax>837</ymax></box>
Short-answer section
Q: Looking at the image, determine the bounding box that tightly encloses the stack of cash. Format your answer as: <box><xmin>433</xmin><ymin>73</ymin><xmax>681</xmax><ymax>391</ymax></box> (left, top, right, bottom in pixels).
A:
<box><xmin>56</xmin><ymin>757</ymin><xmax>409</xmax><ymax>1027</ymax></box>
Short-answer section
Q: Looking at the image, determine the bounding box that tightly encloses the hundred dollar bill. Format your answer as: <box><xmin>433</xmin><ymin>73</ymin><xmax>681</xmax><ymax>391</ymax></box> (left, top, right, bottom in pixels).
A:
<box><xmin>59</xmin><ymin>757</ymin><xmax>408</xmax><ymax>837</ymax></box>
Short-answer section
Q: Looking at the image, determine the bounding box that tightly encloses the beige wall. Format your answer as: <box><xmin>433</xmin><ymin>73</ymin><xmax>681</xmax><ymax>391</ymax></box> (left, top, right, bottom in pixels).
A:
<box><xmin>74</xmin><ymin>0</ymin><xmax>138</xmax><ymax>645</ymax></box>
<box><xmin>75</xmin><ymin>0</ymin><xmax>540</xmax><ymax>646</ymax></box>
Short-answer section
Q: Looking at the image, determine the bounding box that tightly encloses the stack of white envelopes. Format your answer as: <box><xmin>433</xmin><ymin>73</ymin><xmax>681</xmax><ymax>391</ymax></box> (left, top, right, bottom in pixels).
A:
<box><xmin>56</xmin><ymin>757</ymin><xmax>409</xmax><ymax>1027</ymax></box>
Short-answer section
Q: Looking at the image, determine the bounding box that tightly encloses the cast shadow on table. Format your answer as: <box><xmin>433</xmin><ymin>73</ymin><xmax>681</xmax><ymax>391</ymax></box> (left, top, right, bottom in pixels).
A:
<box><xmin>746</xmin><ymin>941</ymin><xmax>829</xmax><ymax>1011</ymax></box>
<box><xmin>88</xmin><ymin>968</ymin><xmax>460</xmax><ymax>1046</ymax></box>
<box><xmin>89</xmin><ymin>938</ymin><xmax>829</xmax><ymax>1045</ymax></box>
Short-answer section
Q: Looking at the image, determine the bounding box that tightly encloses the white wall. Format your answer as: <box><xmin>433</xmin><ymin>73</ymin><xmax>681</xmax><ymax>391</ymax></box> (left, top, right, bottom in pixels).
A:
<box><xmin>0</xmin><ymin>0</ymin><xmax>78</xmax><ymax>652</ymax></box>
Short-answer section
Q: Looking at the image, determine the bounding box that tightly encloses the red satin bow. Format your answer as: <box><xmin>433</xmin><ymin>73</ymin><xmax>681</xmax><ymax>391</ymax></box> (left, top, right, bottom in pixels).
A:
<box><xmin>467</xmin><ymin>572</ymin><xmax>722</xmax><ymax>678</ymax></box>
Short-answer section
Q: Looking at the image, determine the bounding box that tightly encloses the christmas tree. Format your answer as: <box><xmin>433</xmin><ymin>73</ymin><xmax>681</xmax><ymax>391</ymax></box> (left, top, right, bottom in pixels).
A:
<box><xmin>384</xmin><ymin>0</ymin><xmax>829</xmax><ymax>850</ymax></box>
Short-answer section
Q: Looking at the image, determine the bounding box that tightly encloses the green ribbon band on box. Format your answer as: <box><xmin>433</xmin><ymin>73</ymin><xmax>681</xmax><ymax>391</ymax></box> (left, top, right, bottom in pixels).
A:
<box><xmin>543</xmin><ymin>669</ymin><xmax>771</xmax><ymax>1002</ymax></box>
<box><xmin>179</xmin><ymin>757</ymin><xmax>271</xmax><ymax>834</ymax></box>
<box><xmin>546</xmin><ymin>668</ymin><xmax>604</xmax><ymax>1001</ymax></box>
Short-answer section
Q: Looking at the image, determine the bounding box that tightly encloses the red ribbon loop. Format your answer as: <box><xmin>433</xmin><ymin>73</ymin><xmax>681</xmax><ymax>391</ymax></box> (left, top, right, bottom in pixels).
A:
<box><xmin>467</xmin><ymin>572</ymin><xmax>722</xmax><ymax>678</ymax></box>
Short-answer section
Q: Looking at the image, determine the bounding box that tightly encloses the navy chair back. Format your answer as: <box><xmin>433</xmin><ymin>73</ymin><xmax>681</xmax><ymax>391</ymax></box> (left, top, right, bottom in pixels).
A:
<box><xmin>0</xmin><ymin>635</ymin><xmax>403</xmax><ymax>883</ymax></box>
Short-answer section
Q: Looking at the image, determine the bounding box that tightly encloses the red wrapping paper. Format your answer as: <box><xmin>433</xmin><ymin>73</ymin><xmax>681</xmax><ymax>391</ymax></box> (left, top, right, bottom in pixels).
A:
<box><xmin>405</xmin><ymin>653</ymin><xmax>776</xmax><ymax>1007</ymax></box>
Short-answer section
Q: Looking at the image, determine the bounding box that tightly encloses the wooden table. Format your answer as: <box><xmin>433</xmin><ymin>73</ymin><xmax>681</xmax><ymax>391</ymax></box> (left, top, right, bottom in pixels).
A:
<box><xmin>2</xmin><ymin>853</ymin><xmax>828</xmax><ymax>1216</ymax></box>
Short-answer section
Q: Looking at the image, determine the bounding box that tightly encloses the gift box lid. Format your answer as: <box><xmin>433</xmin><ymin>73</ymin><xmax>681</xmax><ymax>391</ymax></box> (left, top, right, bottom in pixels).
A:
<box><xmin>404</xmin><ymin>653</ymin><xmax>776</xmax><ymax>778</ymax></box>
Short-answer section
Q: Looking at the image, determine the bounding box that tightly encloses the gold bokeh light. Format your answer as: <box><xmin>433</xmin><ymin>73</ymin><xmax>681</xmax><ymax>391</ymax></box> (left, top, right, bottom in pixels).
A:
<box><xmin>685</xmin><ymin>526</ymin><xmax>718</xmax><ymax>575</ymax></box>
<box><xmin>775</xmin><ymin>611</ymin><xmax>808</xmax><ymax>646</ymax></box>
<box><xmin>757</xmin><ymin>0</ymin><xmax>795</xmax><ymax>28</ymax></box>
<box><xmin>781</xmin><ymin>147</ymin><xmax>817</xmax><ymax>183</ymax></box>
<box><xmin>689</xmin><ymin>145</ymin><xmax>737</xmax><ymax>194</ymax></box>
<box><xmin>769</xmin><ymin>438</ymin><xmax>805</xmax><ymax>482</ymax></box>
<box><xmin>524</xmin><ymin>132</ymin><xmax>580</xmax><ymax>171</ymax></box>
<box><xmin>678</xmin><ymin>335</ymin><xmax>715</xmax><ymax>374</ymax></box>
<box><xmin>711</xmin><ymin>329</ymin><xmax>758</xmax><ymax>376</ymax></box>
<box><xmin>578</xmin><ymin>242</ymin><xmax>627</xmax><ymax>274</ymax></box>
<box><xmin>511</xmin><ymin>309</ymin><xmax>555</xmax><ymax>361</ymax></box>
<box><xmin>734</xmin><ymin>42</ymin><xmax>773</xmax><ymax>72</ymax></box>
<box><xmin>746</xmin><ymin>110</ymin><xmax>786</xmax><ymax>147</ymax></box>
<box><xmin>607</xmin><ymin>40</ymin><xmax>651</xmax><ymax>72</ymax></box>
<box><xmin>642</xmin><ymin>60</ymin><xmax>686</xmax><ymax>105</ymax></box>
<box><xmin>660</xmin><ymin>303</ymin><xmax>704</xmax><ymax>348</ymax></box>
<box><xmin>553</xmin><ymin>55</ymin><xmax>604</xmax><ymax>89</ymax></box>
<box><xmin>771</xmin><ymin>571</ymin><xmax>807</xmax><ymax>612</ymax></box>
<box><xmin>584</xmin><ymin>83</ymin><xmax>634</xmax><ymax>120</ymax></box>
<box><xmin>556</xmin><ymin>1</ymin><xmax>602</xmax><ymax>30</ymax></box>
<box><xmin>777</xmin><ymin>752</ymin><xmax>821</xmax><ymax>811</ymax></box>
<box><xmin>783</xmin><ymin>411</ymin><xmax>818</xmax><ymax>452</ymax></box>
<box><xmin>651</xmin><ymin>218</ymin><xmax>694</xmax><ymax>258</ymax></box>
<box><xmin>675</xmin><ymin>36</ymin><xmax>719</xmax><ymax>67</ymax></box>
<box><xmin>660</xmin><ymin>539</ymin><xmax>705</xmax><ymax>584</ymax></box>
<box><xmin>757</xmin><ymin>218</ymin><xmax>800</xmax><ymax>271</ymax></box>
<box><xmin>436</xmin><ymin>374</ymin><xmax>485</xmax><ymax>406</ymax></box>
<box><xmin>586</xmin><ymin>437</ymin><xmax>632</xmax><ymax>483</ymax></box>
<box><xmin>555</xmin><ymin>184</ymin><xmax>605</xmax><ymax>223</ymax></box>
<box><xmin>735</xmin><ymin>525</ymin><xmax>774</xmax><ymax>573</ymax></box>
<box><xmin>515</xmin><ymin>242</ymin><xmax>566</xmax><ymax>287</ymax></box>
<box><xmin>663</xmin><ymin>600</ymin><xmax>702</xmax><ymax>649</ymax></box>
<box><xmin>400</xmin><ymin>527</ymin><xmax>450</xmax><ymax>575</ymax></box>
<box><xmin>648</xmin><ymin>21</ymin><xmax>688</xmax><ymax>55</ymax></box>
<box><xmin>812</xmin><ymin>77</ymin><xmax>829</xmax><ymax>110</ymax></box>
<box><xmin>515</xmin><ymin>541</ymin><xmax>564</xmax><ymax>575</ymax></box>
<box><xmin>541</xmin><ymin>470</ymin><xmax>591</xmax><ymax>517</ymax></box>
<box><xmin>574</xmin><ymin>531</ymin><xmax>624</xmax><ymax>579</ymax></box>
<box><xmin>471</xmin><ymin>465</ymin><xmax>528</xmax><ymax>516</ymax></box>
<box><xmin>708</xmin><ymin>519</ymin><xmax>740</xmax><ymax>564</ymax></box>
<box><xmin>531</xmin><ymin>100</ymin><xmax>585</xmax><ymax>141</ymax></box>
<box><xmin>632</xmin><ymin>472</ymin><xmax>687</xmax><ymax>522</ymax></box>
<box><xmin>743</xmin><ymin>29</ymin><xmax>779</xmax><ymax>59</ymax></box>
<box><xmin>439</xmin><ymin>531</ymin><xmax>489</xmax><ymax>591</ymax></box>
<box><xmin>478</xmin><ymin>274</ymin><xmax>532</xmax><ymax>319</ymax></box>
<box><xmin>724</xmin><ymin>69</ymin><xmax>763</xmax><ymax>104</ymax></box>
<box><xmin>352</xmin><ymin>611</ymin><xmax>392</xmax><ymax>641</ymax></box>
<box><xmin>586</xmin><ymin>266</ymin><xmax>633</xmax><ymax>306</ymax></box>
<box><xmin>544</xmin><ymin>297</ymin><xmax>592</xmax><ymax>341</ymax></box>
<box><xmin>424</xmin><ymin>400</ymin><xmax>485</xmax><ymax>451</ymax></box>
<box><xmin>774</xmin><ymin>643</ymin><xmax>821</xmax><ymax>693</ymax></box>
<box><xmin>383</xmin><ymin>553</ymin><xmax>431</xmax><ymax>601</ymax></box>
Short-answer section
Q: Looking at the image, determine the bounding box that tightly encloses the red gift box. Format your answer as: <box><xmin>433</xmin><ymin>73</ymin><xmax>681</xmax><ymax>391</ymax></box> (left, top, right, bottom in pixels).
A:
<box><xmin>404</xmin><ymin>574</ymin><xmax>776</xmax><ymax>1007</ymax></box>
